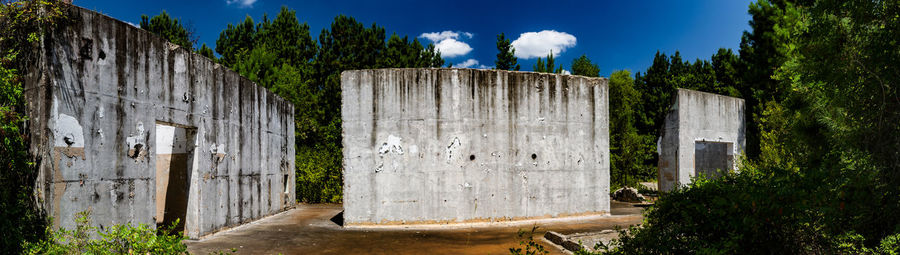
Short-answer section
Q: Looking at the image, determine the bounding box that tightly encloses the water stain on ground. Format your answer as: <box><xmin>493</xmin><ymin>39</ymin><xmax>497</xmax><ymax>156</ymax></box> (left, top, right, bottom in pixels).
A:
<box><xmin>185</xmin><ymin>201</ymin><xmax>644</xmax><ymax>254</ymax></box>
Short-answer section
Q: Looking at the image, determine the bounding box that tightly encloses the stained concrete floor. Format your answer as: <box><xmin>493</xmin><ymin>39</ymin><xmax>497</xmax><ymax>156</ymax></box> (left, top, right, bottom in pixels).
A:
<box><xmin>185</xmin><ymin>201</ymin><xmax>645</xmax><ymax>255</ymax></box>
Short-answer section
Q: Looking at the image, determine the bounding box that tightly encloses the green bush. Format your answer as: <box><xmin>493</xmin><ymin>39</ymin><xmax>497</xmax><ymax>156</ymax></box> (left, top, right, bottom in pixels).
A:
<box><xmin>295</xmin><ymin>144</ymin><xmax>343</xmax><ymax>203</ymax></box>
<box><xmin>600</xmin><ymin>161</ymin><xmax>900</xmax><ymax>254</ymax></box>
<box><xmin>22</xmin><ymin>211</ymin><xmax>188</xmax><ymax>254</ymax></box>
<box><xmin>1</xmin><ymin>1</ymin><xmax>70</xmax><ymax>252</ymax></box>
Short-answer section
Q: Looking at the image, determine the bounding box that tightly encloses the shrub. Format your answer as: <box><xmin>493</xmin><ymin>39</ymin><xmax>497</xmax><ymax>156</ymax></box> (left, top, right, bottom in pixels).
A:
<box><xmin>22</xmin><ymin>211</ymin><xmax>188</xmax><ymax>254</ymax></box>
<box><xmin>295</xmin><ymin>144</ymin><xmax>343</xmax><ymax>203</ymax></box>
<box><xmin>1</xmin><ymin>1</ymin><xmax>70</xmax><ymax>252</ymax></box>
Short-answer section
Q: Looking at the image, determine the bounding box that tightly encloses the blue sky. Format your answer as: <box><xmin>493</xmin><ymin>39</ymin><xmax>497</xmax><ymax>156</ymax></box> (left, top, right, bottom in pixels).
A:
<box><xmin>77</xmin><ymin>0</ymin><xmax>753</xmax><ymax>77</ymax></box>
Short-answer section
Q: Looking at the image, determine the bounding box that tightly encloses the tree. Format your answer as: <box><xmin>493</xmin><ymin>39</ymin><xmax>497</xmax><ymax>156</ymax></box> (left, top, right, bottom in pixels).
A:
<box><xmin>737</xmin><ymin>0</ymin><xmax>794</xmax><ymax>160</ymax></box>
<box><xmin>495</xmin><ymin>33</ymin><xmax>519</xmax><ymax>71</ymax></box>
<box><xmin>608</xmin><ymin>70</ymin><xmax>650</xmax><ymax>187</ymax></box>
<box><xmin>533</xmin><ymin>51</ymin><xmax>562</xmax><ymax>73</ymax></box>
<box><xmin>139</xmin><ymin>11</ymin><xmax>195</xmax><ymax>50</ymax></box>
<box><xmin>255</xmin><ymin>7</ymin><xmax>316</xmax><ymax>68</ymax></box>
<box><xmin>215</xmin><ymin>15</ymin><xmax>256</xmax><ymax>68</ymax></box>
<box><xmin>197</xmin><ymin>43</ymin><xmax>216</xmax><ymax>60</ymax></box>
<box><xmin>571</xmin><ymin>54</ymin><xmax>599</xmax><ymax>77</ymax></box>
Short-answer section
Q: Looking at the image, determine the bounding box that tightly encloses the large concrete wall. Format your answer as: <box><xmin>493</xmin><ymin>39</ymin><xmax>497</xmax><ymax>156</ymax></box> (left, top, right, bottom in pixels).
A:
<box><xmin>23</xmin><ymin>6</ymin><xmax>295</xmax><ymax>238</ymax></box>
<box><xmin>658</xmin><ymin>89</ymin><xmax>745</xmax><ymax>192</ymax></box>
<box><xmin>341</xmin><ymin>69</ymin><xmax>610</xmax><ymax>225</ymax></box>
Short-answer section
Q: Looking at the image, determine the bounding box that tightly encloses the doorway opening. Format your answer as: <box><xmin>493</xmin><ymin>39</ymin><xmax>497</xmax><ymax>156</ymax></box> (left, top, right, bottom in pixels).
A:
<box><xmin>155</xmin><ymin>121</ymin><xmax>197</xmax><ymax>233</ymax></box>
<box><xmin>694</xmin><ymin>141</ymin><xmax>733</xmax><ymax>179</ymax></box>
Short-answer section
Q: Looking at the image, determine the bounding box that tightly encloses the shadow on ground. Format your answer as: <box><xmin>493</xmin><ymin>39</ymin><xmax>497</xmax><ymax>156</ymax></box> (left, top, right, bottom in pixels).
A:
<box><xmin>185</xmin><ymin>201</ymin><xmax>644</xmax><ymax>254</ymax></box>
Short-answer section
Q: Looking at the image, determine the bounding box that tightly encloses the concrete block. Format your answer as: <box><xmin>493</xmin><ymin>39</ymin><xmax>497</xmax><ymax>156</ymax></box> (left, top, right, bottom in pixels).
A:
<box><xmin>341</xmin><ymin>69</ymin><xmax>610</xmax><ymax>225</ymax></box>
<box><xmin>658</xmin><ymin>89</ymin><xmax>745</xmax><ymax>192</ymax></box>
<box><xmin>27</xmin><ymin>6</ymin><xmax>295</xmax><ymax>238</ymax></box>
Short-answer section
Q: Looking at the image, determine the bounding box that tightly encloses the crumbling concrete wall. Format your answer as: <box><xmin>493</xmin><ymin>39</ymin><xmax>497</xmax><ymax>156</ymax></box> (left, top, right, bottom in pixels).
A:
<box><xmin>24</xmin><ymin>6</ymin><xmax>295</xmax><ymax>238</ymax></box>
<box><xmin>658</xmin><ymin>89</ymin><xmax>745</xmax><ymax>192</ymax></box>
<box><xmin>341</xmin><ymin>69</ymin><xmax>610</xmax><ymax>225</ymax></box>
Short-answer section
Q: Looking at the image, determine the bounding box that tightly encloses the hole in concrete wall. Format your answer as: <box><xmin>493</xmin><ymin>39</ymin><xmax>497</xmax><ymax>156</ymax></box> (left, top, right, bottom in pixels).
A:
<box><xmin>129</xmin><ymin>144</ymin><xmax>144</xmax><ymax>158</ymax></box>
<box><xmin>694</xmin><ymin>141</ymin><xmax>734</xmax><ymax>179</ymax></box>
<box><xmin>531</xmin><ymin>153</ymin><xmax>537</xmax><ymax>160</ymax></box>
<box><xmin>469</xmin><ymin>155</ymin><xmax>475</xmax><ymax>161</ymax></box>
<box><xmin>155</xmin><ymin>122</ymin><xmax>197</xmax><ymax>233</ymax></box>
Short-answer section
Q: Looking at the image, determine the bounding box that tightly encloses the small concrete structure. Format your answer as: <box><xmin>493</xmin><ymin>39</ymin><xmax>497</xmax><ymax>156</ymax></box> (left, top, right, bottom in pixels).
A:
<box><xmin>23</xmin><ymin>6</ymin><xmax>295</xmax><ymax>238</ymax></box>
<box><xmin>341</xmin><ymin>69</ymin><xmax>610</xmax><ymax>225</ymax></box>
<box><xmin>657</xmin><ymin>89</ymin><xmax>745</xmax><ymax>192</ymax></box>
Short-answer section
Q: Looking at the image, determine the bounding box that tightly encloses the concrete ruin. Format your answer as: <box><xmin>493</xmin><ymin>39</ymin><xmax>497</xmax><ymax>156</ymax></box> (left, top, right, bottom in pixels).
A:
<box><xmin>341</xmin><ymin>69</ymin><xmax>610</xmax><ymax>225</ymax></box>
<box><xmin>657</xmin><ymin>89</ymin><xmax>745</xmax><ymax>192</ymax></box>
<box><xmin>23</xmin><ymin>6</ymin><xmax>295</xmax><ymax>238</ymax></box>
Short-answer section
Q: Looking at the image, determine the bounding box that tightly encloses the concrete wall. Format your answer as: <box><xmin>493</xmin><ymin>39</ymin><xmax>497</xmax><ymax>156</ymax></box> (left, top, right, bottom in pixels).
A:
<box><xmin>24</xmin><ymin>6</ymin><xmax>295</xmax><ymax>238</ymax></box>
<box><xmin>341</xmin><ymin>69</ymin><xmax>610</xmax><ymax>225</ymax></box>
<box><xmin>658</xmin><ymin>89</ymin><xmax>745</xmax><ymax>192</ymax></box>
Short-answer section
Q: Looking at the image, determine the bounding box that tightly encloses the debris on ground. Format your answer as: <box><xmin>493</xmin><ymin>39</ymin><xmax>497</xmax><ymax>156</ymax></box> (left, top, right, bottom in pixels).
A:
<box><xmin>612</xmin><ymin>187</ymin><xmax>646</xmax><ymax>203</ymax></box>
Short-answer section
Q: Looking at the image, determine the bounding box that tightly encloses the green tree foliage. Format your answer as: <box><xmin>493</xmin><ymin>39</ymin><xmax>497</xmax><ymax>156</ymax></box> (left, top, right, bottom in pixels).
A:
<box><xmin>772</xmin><ymin>0</ymin><xmax>900</xmax><ymax>245</ymax></box>
<box><xmin>607</xmin><ymin>70</ymin><xmax>652</xmax><ymax>188</ymax></box>
<box><xmin>0</xmin><ymin>1</ymin><xmax>70</xmax><ymax>252</ymax></box>
<box><xmin>532</xmin><ymin>52</ymin><xmax>563</xmax><ymax>73</ymax></box>
<box><xmin>139</xmin><ymin>10</ymin><xmax>195</xmax><ymax>50</ymax></box>
<box><xmin>570</xmin><ymin>54</ymin><xmax>599</xmax><ymax>77</ymax></box>
<box><xmin>606</xmin><ymin>0</ymin><xmax>900</xmax><ymax>253</ymax></box>
<box><xmin>381</xmin><ymin>34</ymin><xmax>444</xmax><ymax>68</ymax></box>
<box><xmin>215</xmin><ymin>15</ymin><xmax>256</xmax><ymax>67</ymax></box>
<box><xmin>197</xmin><ymin>43</ymin><xmax>216</xmax><ymax>60</ymax></box>
<box><xmin>737</xmin><ymin>0</ymin><xmax>795</xmax><ymax>160</ymax></box>
<box><xmin>495</xmin><ymin>33</ymin><xmax>519</xmax><ymax>71</ymax></box>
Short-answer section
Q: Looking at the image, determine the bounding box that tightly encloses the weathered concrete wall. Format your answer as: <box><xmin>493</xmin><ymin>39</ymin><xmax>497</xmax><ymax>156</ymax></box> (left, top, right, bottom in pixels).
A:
<box><xmin>341</xmin><ymin>69</ymin><xmax>610</xmax><ymax>225</ymax></box>
<box><xmin>658</xmin><ymin>89</ymin><xmax>745</xmax><ymax>192</ymax></box>
<box><xmin>24</xmin><ymin>6</ymin><xmax>295</xmax><ymax>238</ymax></box>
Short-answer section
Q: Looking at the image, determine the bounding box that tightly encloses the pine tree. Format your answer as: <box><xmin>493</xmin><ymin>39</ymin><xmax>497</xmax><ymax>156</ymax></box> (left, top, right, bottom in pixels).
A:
<box><xmin>139</xmin><ymin>11</ymin><xmax>195</xmax><ymax>50</ymax></box>
<box><xmin>571</xmin><ymin>54</ymin><xmax>600</xmax><ymax>77</ymax></box>
<box><xmin>495</xmin><ymin>33</ymin><xmax>519</xmax><ymax>71</ymax></box>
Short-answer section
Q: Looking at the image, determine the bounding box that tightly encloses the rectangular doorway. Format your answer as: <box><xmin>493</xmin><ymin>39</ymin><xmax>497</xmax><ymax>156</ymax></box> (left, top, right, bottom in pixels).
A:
<box><xmin>694</xmin><ymin>141</ymin><xmax>733</xmax><ymax>179</ymax></box>
<box><xmin>155</xmin><ymin>122</ymin><xmax>197</xmax><ymax>232</ymax></box>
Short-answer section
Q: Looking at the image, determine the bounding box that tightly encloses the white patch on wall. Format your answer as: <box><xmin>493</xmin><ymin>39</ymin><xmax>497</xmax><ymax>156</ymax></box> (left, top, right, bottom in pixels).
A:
<box><xmin>126</xmin><ymin>122</ymin><xmax>145</xmax><ymax>151</ymax></box>
<box><xmin>209</xmin><ymin>143</ymin><xmax>226</xmax><ymax>155</ymax></box>
<box><xmin>174</xmin><ymin>56</ymin><xmax>186</xmax><ymax>73</ymax></box>
<box><xmin>445</xmin><ymin>137</ymin><xmax>461</xmax><ymax>162</ymax></box>
<box><xmin>51</xmin><ymin>97</ymin><xmax>85</xmax><ymax>147</ymax></box>
<box><xmin>53</xmin><ymin>113</ymin><xmax>85</xmax><ymax>147</ymax></box>
<box><xmin>378</xmin><ymin>135</ymin><xmax>404</xmax><ymax>155</ymax></box>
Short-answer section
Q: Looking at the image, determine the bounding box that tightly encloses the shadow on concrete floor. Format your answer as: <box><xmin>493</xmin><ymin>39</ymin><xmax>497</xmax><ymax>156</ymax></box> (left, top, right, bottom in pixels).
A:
<box><xmin>330</xmin><ymin>210</ymin><xmax>344</xmax><ymax>227</ymax></box>
<box><xmin>185</xmin><ymin>202</ymin><xmax>644</xmax><ymax>255</ymax></box>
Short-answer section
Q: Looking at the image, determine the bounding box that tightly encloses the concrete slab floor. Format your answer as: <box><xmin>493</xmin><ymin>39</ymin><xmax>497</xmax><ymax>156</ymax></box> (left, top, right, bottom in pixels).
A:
<box><xmin>185</xmin><ymin>201</ymin><xmax>644</xmax><ymax>255</ymax></box>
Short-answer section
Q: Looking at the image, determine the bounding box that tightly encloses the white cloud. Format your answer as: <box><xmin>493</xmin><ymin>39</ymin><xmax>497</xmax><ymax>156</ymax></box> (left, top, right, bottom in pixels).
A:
<box><xmin>511</xmin><ymin>30</ymin><xmax>577</xmax><ymax>59</ymax></box>
<box><xmin>433</xmin><ymin>39</ymin><xmax>472</xmax><ymax>58</ymax></box>
<box><xmin>125</xmin><ymin>21</ymin><xmax>138</xmax><ymax>27</ymax></box>
<box><xmin>561</xmin><ymin>69</ymin><xmax>571</xmax><ymax>75</ymax></box>
<box><xmin>455</xmin><ymin>59</ymin><xmax>491</xmax><ymax>69</ymax></box>
<box><xmin>226</xmin><ymin>0</ymin><xmax>257</xmax><ymax>8</ymax></box>
<box><xmin>419</xmin><ymin>30</ymin><xmax>474</xmax><ymax>58</ymax></box>
<box><xmin>419</xmin><ymin>31</ymin><xmax>473</xmax><ymax>42</ymax></box>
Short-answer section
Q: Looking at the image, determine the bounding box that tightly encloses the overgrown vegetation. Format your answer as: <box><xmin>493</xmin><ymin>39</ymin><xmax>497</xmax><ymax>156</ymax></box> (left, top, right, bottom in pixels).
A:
<box><xmin>509</xmin><ymin>225</ymin><xmax>549</xmax><ymax>255</ymax></box>
<box><xmin>596</xmin><ymin>0</ymin><xmax>900</xmax><ymax>253</ymax></box>
<box><xmin>0</xmin><ymin>0</ymin><xmax>69</xmax><ymax>253</ymax></box>
<box><xmin>22</xmin><ymin>211</ymin><xmax>189</xmax><ymax>254</ymax></box>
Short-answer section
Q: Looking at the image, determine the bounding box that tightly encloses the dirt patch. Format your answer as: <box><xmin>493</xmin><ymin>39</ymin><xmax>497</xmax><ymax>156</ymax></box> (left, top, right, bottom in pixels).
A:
<box><xmin>185</xmin><ymin>201</ymin><xmax>645</xmax><ymax>254</ymax></box>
